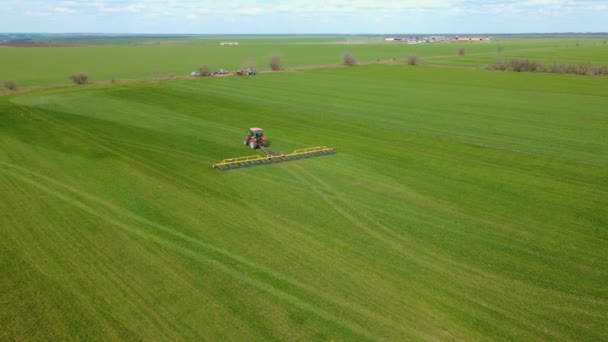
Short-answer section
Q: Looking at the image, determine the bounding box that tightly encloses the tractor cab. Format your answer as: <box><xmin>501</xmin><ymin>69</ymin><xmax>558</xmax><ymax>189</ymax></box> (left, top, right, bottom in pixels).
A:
<box><xmin>244</xmin><ymin>127</ymin><xmax>266</xmax><ymax>149</ymax></box>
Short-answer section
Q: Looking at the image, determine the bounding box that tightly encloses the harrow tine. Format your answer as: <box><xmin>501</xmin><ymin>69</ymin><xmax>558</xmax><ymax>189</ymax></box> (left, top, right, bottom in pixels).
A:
<box><xmin>213</xmin><ymin>146</ymin><xmax>335</xmax><ymax>170</ymax></box>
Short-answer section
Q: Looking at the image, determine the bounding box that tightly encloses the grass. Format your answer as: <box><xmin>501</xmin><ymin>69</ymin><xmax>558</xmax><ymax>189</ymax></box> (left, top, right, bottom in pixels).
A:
<box><xmin>1</xmin><ymin>64</ymin><xmax>607</xmax><ymax>340</ymax></box>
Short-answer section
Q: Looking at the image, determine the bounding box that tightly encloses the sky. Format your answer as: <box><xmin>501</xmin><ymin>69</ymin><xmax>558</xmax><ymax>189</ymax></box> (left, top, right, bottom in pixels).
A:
<box><xmin>1</xmin><ymin>0</ymin><xmax>606</xmax><ymax>34</ymax></box>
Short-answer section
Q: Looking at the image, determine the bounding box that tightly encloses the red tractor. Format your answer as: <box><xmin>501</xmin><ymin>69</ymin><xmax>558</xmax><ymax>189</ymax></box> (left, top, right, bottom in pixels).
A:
<box><xmin>243</xmin><ymin>127</ymin><xmax>266</xmax><ymax>149</ymax></box>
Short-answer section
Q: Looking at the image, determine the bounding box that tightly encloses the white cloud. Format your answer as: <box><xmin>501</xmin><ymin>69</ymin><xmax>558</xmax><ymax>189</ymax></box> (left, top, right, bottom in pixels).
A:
<box><xmin>11</xmin><ymin>0</ymin><xmax>608</xmax><ymax>18</ymax></box>
<box><xmin>193</xmin><ymin>8</ymin><xmax>211</xmax><ymax>14</ymax></box>
<box><xmin>235</xmin><ymin>8</ymin><xmax>265</xmax><ymax>15</ymax></box>
<box><xmin>25</xmin><ymin>10</ymin><xmax>52</xmax><ymax>16</ymax></box>
<box><xmin>4</xmin><ymin>0</ymin><xmax>608</xmax><ymax>33</ymax></box>
<box><xmin>54</xmin><ymin>6</ymin><xmax>77</xmax><ymax>14</ymax></box>
<box><xmin>126</xmin><ymin>3</ymin><xmax>146</xmax><ymax>13</ymax></box>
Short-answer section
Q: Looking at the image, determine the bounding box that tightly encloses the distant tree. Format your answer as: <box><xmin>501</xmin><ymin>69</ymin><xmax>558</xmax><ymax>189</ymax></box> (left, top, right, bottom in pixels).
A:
<box><xmin>269</xmin><ymin>54</ymin><xmax>283</xmax><ymax>71</ymax></box>
<box><xmin>69</xmin><ymin>73</ymin><xmax>89</xmax><ymax>85</ymax></box>
<box><xmin>245</xmin><ymin>57</ymin><xmax>257</xmax><ymax>70</ymax></box>
<box><xmin>343</xmin><ymin>51</ymin><xmax>357</xmax><ymax>66</ymax></box>
<box><xmin>3</xmin><ymin>80</ymin><xmax>18</xmax><ymax>91</ymax></box>
<box><xmin>458</xmin><ymin>47</ymin><xmax>466</xmax><ymax>56</ymax></box>
<box><xmin>197</xmin><ymin>65</ymin><xmax>211</xmax><ymax>76</ymax></box>
<box><xmin>407</xmin><ymin>54</ymin><xmax>420</xmax><ymax>65</ymax></box>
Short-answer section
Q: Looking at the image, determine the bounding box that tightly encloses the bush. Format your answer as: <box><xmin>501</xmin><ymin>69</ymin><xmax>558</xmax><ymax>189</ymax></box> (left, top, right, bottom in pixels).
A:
<box><xmin>197</xmin><ymin>65</ymin><xmax>211</xmax><ymax>76</ymax></box>
<box><xmin>458</xmin><ymin>47</ymin><xmax>466</xmax><ymax>56</ymax></box>
<box><xmin>269</xmin><ymin>55</ymin><xmax>283</xmax><ymax>71</ymax></box>
<box><xmin>497</xmin><ymin>45</ymin><xmax>504</xmax><ymax>53</ymax></box>
<box><xmin>513</xmin><ymin>59</ymin><xmax>542</xmax><ymax>72</ymax></box>
<box><xmin>245</xmin><ymin>57</ymin><xmax>257</xmax><ymax>70</ymax></box>
<box><xmin>406</xmin><ymin>54</ymin><xmax>420</xmax><ymax>66</ymax></box>
<box><xmin>3</xmin><ymin>80</ymin><xmax>18</xmax><ymax>91</ymax></box>
<box><xmin>555</xmin><ymin>63</ymin><xmax>578</xmax><ymax>74</ymax></box>
<box><xmin>69</xmin><ymin>73</ymin><xmax>89</xmax><ymax>85</ymax></box>
<box><xmin>488</xmin><ymin>59</ymin><xmax>542</xmax><ymax>72</ymax></box>
<box><xmin>343</xmin><ymin>51</ymin><xmax>357</xmax><ymax>66</ymax></box>
<box><xmin>489</xmin><ymin>58</ymin><xmax>608</xmax><ymax>77</ymax></box>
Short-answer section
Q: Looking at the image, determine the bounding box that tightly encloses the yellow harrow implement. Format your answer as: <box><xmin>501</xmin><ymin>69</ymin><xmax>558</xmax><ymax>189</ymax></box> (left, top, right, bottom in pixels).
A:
<box><xmin>213</xmin><ymin>146</ymin><xmax>336</xmax><ymax>170</ymax></box>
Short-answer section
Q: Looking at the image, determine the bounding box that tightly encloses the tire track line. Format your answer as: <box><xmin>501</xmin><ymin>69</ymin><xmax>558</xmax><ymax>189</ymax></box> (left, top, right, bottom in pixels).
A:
<box><xmin>10</xmin><ymin>108</ymin><xmax>431</xmax><ymax>335</ymax></box>
<box><xmin>45</xmin><ymin>223</ymin><xmax>183</xmax><ymax>339</ymax></box>
<box><xmin>23</xmin><ymin>107</ymin><xmax>226</xmax><ymax>198</ymax></box>
<box><xmin>286</xmin><ymin>164</ymin><xmax>580</xmax><ymax>339</ymax></box>
<box><xmin>98</xmin><ymin>136</ymin><xmax>214</xmax><ymax>163</ymax></box>
<box><xmin>0</xmin><ymin>163</ymin><xmax>392</xmax><ymax>340</ymax></box>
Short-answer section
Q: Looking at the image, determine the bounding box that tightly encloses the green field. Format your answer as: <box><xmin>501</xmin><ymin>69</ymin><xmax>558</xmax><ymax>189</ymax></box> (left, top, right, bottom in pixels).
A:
<box><xmin>2</xmin><ymin>36</ymin><xmax>607</xmax><ymax>87</ymax></box>
<box><xmin>1</xmin><ymin>61</ymin><xmax>607</xmax><ymax>340</ymax></box>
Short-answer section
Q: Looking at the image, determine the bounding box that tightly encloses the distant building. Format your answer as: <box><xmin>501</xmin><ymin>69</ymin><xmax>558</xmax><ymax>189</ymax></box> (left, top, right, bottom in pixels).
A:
<box><xmin>429</xmin><ymin>36</ymin><xmax>447</xmax><ymax>42</ymax></box>
<box><xmin>220</xmin><ymin>42</ymin><xmax>239</xmax><ymax>46</ymax></box>
<box><xmin>452</xmin><ymin>36</ymin><xmax>491</xmax><ymax>42</ymax></box>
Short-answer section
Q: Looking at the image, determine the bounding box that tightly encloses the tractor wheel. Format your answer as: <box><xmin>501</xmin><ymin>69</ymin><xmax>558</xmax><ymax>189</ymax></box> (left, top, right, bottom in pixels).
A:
<box><xmin>243</xmin><ymin>139</ymin><xmax>248</xmax><ymax>146</ymax></box>
<box><xmin>250</xmin><ymin>141</ymin><xmax>256</xmax><ymax>149</ymax></box>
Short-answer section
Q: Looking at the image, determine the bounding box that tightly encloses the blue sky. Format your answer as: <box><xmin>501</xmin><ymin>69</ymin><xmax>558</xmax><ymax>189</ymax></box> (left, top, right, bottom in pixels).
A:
<box><xmin>1</xmin><ymin>0</ymin><xmax>606</xmax><ymax>34</ymax></box>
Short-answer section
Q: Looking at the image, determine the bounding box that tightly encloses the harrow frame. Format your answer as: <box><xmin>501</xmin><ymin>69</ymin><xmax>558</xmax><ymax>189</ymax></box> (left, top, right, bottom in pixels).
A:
<box><xmin>212</xmin><ymin>146</ymin><xmax>335</xmax><ymax>170</ymax></box>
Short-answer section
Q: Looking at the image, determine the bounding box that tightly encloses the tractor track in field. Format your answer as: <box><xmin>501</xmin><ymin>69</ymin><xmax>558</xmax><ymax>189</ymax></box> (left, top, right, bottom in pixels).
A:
<box><xmin>282</xmin><ymin>163</ymin><xmax>602</xmax><ymax>339</ymax></box>
<box><xmin>0</xmin><ymin>126</ymin><xmax>428</xmax><ymax>337</ymax></box>
<box><xmin>5</xmin><ymin>108</ymin><xmax>444</xmax><ymax>338</ymax></box>
<box><xmin>98</xmin><ymin>135</ymin><xmax>214</xmax><ymax>163</ymax></box>
<box><xmin>0</xmin><ymin>162</ymin><xmax>387</xmax><ymax>340</ymax></box>
<box><xmin>19</xmin><ymin>106</ymin><xmax>227</xmax><ymax>198</ymax></box>
<box><xmin>41</xmin><ymin>220</ymin><xmax>186</xmax><ymax>338</ymax></box>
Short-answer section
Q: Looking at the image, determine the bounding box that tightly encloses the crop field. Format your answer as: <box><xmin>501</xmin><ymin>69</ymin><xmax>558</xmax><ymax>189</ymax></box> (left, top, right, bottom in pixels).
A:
<box><xmin>1</xmin><ymin>60</ymin><xmax>607</xmax><ymax>340</ymax></box>
<box><xmin>2</xmin><ymin>36</ymin><xmax>607</xmax><ymax>87</ymax></box>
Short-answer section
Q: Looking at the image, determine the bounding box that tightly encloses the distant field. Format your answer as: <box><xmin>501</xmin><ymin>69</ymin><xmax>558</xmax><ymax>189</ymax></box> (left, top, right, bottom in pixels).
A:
<box><xmin>1</xmin><ymin>36</ymin><xmax>607</xmax><ymax>87</ymax></box>
<box><xmin>40</xmin><ymin>35</ymin><xmax>346</xmax><ymax>46</ymax></box>
<box><xmin>1</xmin><ymin>64</ymin><xmax>606</xmax><ymax>340</ymax></box>
<box><xmin>427</xmin><ymin>44</ymin><xmax>608</xmax><ymax>67</ymax></box>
